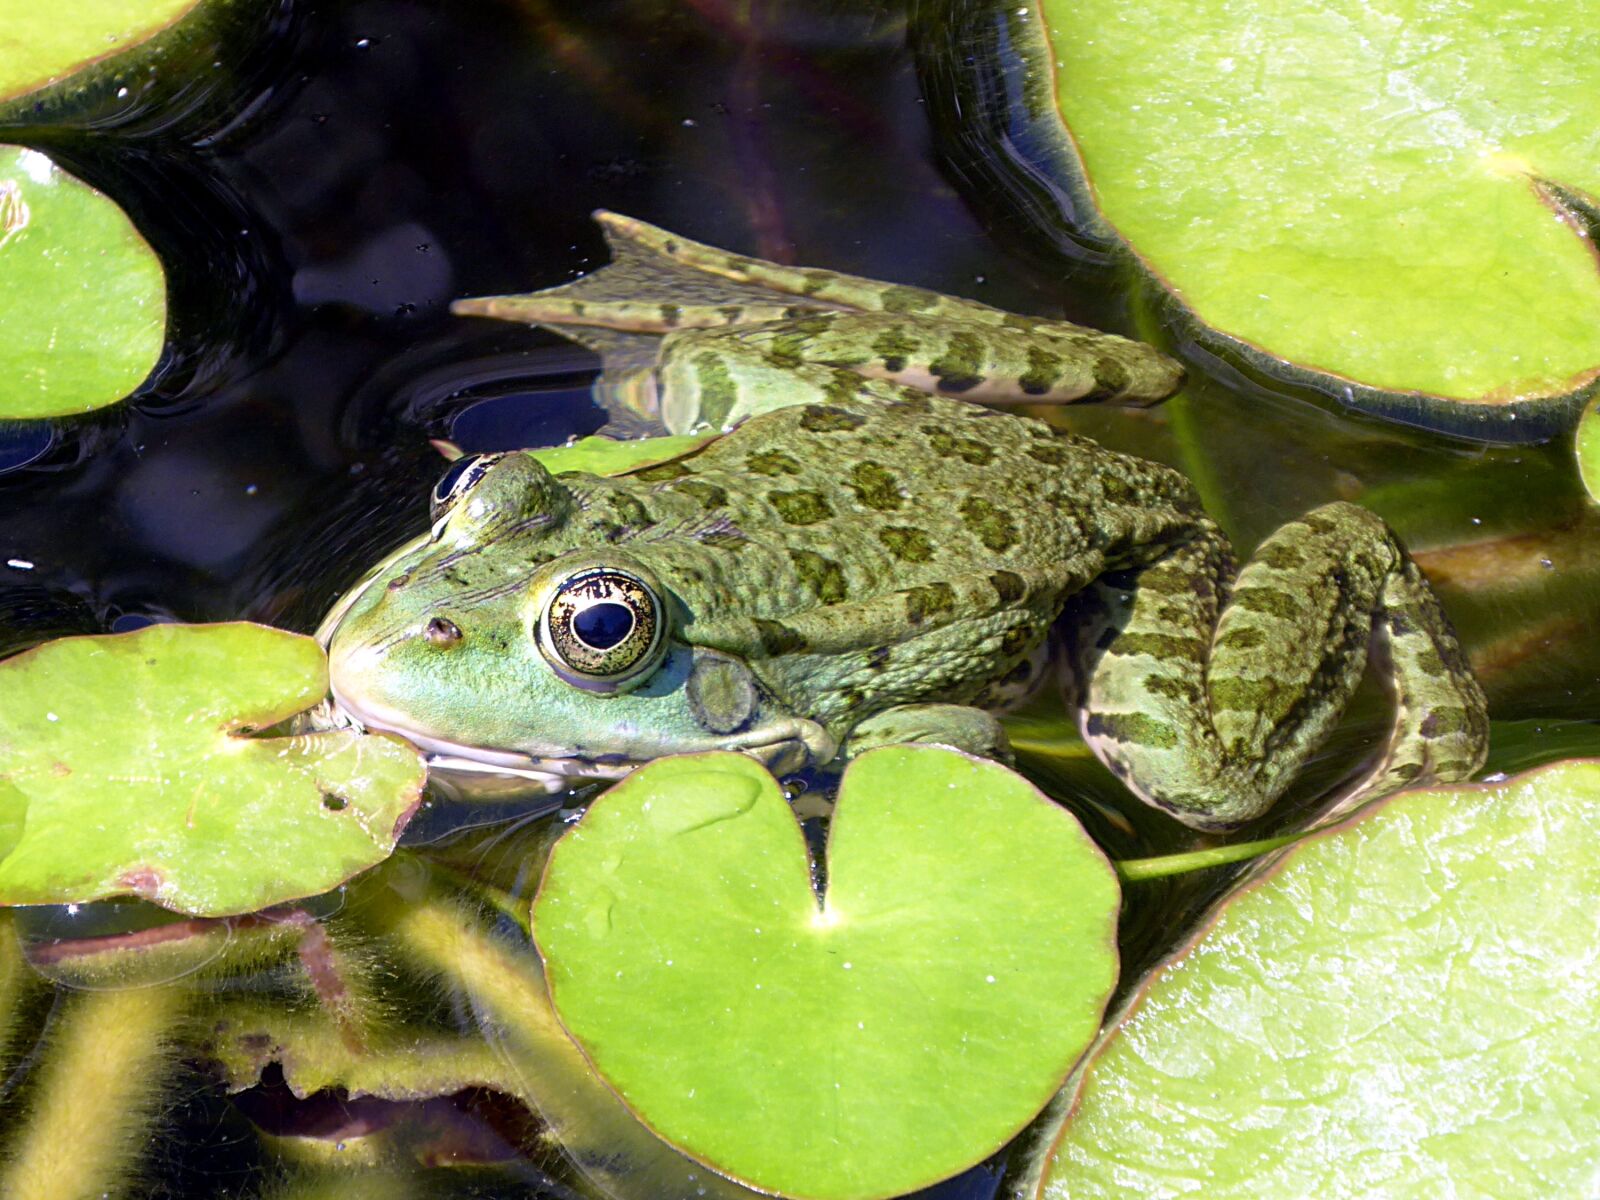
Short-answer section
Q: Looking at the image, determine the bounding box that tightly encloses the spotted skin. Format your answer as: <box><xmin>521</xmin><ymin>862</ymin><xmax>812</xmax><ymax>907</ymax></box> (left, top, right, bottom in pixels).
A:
<box><xmin>1067</xmin><ymin>506</ymin><xmax>1486</xmax><ymax>829</ymax></box>
<box><xmin>328</xmin><ymin>218</ymin><xmax>1488</xmax><ymax>829</ymax></box>
<box><xmin>328</xmin><ymin>383</ymin><xmax>1485</xmax><ymax>828</ymax></box>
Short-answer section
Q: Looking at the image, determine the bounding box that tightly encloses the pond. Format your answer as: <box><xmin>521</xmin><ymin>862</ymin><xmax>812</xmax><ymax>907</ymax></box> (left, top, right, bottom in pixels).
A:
<box><xmin>1</xmin><ymin>0</ymin><xmax>1597</xmax><ymax>1197</ymax></box>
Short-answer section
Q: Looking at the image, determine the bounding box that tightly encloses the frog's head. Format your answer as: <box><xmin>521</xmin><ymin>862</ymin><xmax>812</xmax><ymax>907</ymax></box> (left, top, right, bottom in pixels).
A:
<box><xmin>325</xmin><ymin>452</ymin><xmax>833</xmax><ymax>792</ymax></box>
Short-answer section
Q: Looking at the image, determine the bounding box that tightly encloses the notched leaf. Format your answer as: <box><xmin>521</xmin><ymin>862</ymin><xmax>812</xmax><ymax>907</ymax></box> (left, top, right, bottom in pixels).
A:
<box><xmin>1027</xmin><ymin>758</ymin><xmax>1600</xmax><ymax>1198</ymax></box>
<box><xmin>0</xmin><ymin>622</ymin><xmax>426</xmax><ymax>917</ymax></box>
<box><xmin>533</xmin><ymin>746</ymin><xmax>1120</xmax><ymax>1200</ymax></box>
<box><xmin>971</xmin><ymin>0</ymin><xmax>1600</xmax><ymax>437</ymax></box>
<box><xmin>0</xmin><ymin>144</ymin><xmax>165</xmax><ymax>419</ymax></box>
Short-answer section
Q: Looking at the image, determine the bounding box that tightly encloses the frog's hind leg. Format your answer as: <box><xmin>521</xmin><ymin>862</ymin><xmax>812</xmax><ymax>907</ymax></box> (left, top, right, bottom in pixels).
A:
<box><xmin>454</xmin><ymin>213</ymin><xmax>1182</xmax><ymax>419</ymax></box>
<box><xmin>453</xmin><ymin>210</ymin><xmax>855</xmax><ymax>335</ymax></box>
<box><xmin>1074</xmin><ymin>502</ymin><xmax>1487</xmax><ymax>831</ymax></box>
<box><xmin>654</xmin><ymin>312</ymin><xmax>1179</xmax><ymax>431</ymax></box>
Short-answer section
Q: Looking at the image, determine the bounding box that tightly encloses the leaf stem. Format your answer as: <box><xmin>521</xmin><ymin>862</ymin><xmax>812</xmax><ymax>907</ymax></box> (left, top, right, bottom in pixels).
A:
<box><xmin>0</xmin><ymin>983</ymin><xmax>183</xmax><ymax>1199</ymax></box>
<box><xmin>1117</xmin><ymin>834</ymin><xmax>1301</xmax><ymax>881</ymax></box>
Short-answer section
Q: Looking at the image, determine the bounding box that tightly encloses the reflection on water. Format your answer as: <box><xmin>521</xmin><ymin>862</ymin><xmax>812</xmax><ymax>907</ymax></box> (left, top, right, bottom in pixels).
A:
<box><xmin>1</xmin><ymin>0</ymin><xmax>1598</xmax><ymax>1195</ymax></box>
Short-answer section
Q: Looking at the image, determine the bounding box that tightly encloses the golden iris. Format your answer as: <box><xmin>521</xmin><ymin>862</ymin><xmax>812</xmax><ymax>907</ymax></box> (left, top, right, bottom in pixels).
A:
<box><xmin>539</xmin><ymin>567</ymin><xmax>664</xmax><ymax>689</ymax></box>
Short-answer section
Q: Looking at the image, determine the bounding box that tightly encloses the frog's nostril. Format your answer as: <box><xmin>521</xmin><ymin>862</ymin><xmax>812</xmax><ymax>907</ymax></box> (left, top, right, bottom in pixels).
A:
<box><xmin>424</xmin><ymin>616</ymin><xmax>463</xmax><ymax>646</ymax></box>
<box><xmin>387</xmin><ymin>573</ymin><xmax>411</xmax><ymax>592</ymax></box>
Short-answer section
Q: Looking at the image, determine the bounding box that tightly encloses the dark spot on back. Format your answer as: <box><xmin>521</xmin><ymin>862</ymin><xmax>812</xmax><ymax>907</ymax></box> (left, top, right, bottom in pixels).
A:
<box><xmin>879</xmin><ymin>526</ymin><xmax>934</xmax><ymax>562</ymax></box>
<box><xmin>673</xmin><ymin>480</ymin><xmax>729</xmax><ymax>511</ymax></box>
<box><xmin>959</xmin><ymin>496</ymin><xmax>1019</xmax><ymax>553</ymax></box>
<box><xmin>769</xmin><ymin>490</ymin><xmax>833</xmax><ymax>526</ymax></box>
<box><xmin>746</xmin><ymin>450</ymin><xmax>802</xmax><ymax>477</ymax></box>
<box><xmin>848</xmin><ymin>462</ymin><xmax>903</xmax><ymax>511</ymax></box>
<box><xmin>789</xmin><ymin>550</ymin><xmax>849</xmax><ymax>604</ymax></box>
<box><xmin>799</xmin><ymin>405</ymin><xmax>868</xmax><ymax>433</ymax></box>
<box><xmin>925</xmin><ymin>426</ymin><xmax>995</xmax><ymax>465</ymax></box>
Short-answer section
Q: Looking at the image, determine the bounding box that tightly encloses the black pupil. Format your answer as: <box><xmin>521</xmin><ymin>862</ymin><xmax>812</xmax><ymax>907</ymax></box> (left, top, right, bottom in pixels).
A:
<box><xmin>432</xmin><ymin>455</ymin><xmax>482</xmax><ymax>505</ymax></box>
<box><xmin>574</xmin><ymin>602</ymin><xmax>634</xmax><ymax>650</ymax></box>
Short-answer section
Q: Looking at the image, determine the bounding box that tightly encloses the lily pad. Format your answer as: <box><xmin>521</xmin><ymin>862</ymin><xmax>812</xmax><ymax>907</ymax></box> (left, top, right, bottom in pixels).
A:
<box><xmin>1575</xmin><ymin>397</ymin><xmax>1600</xmax><ymax>504</ymax></box>
<box><xmin>968</xmin><ymin>0</ymin><xmax>1600</xmax><ymax>437</ymax></box>
<box><xmin>0</xmin><ymin>145</ymin><xmax>165</xmax><ymax>418</ymax></box>
<box><xmin>533</xmin><ymin>746</ymin><xmax>1120</xmax><ymax>1200</ymax></box>
<box><xmin>528</xmin><ymin>433</ymin><xmax>716</xmax><ymax>477</ymax></box>
<box><xmin>0</xmin><ymin>0</ymin><xmax>280</xmax><ymax>134</ymax></box>
<box><xmin>0</xmin><ymin>1</ymin><xmax>204</xmax><ymax>105</ymax></box>
<box><xmin>0</xmin><ymin>622</ymin><xmax>425</xmax><ymax>917</ymax></box>
<box><xmin>1026</xmin><ymin>758</ymin><xmax>1600</xmax><ymax>1197</ymax></box>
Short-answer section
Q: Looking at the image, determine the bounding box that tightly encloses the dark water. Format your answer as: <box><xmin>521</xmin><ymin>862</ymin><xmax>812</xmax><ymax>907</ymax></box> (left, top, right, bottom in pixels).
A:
<box><xmin>2</xmin><ymin>0</ymin><xmax>1600</xmax><ymax>1196</ymax></box>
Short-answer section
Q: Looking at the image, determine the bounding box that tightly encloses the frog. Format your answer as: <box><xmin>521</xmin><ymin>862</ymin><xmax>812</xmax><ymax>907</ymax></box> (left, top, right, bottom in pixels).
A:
<box><xmin>322</xmin><ymin>214</ymin><xmax>1488</xmax><ymax>831</ymax></box>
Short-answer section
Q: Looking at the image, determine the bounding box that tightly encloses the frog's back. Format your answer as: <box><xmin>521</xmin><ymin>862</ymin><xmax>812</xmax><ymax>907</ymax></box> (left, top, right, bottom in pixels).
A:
<box><xmin>661</xmin><ymin>392</ymin><xmax>1201</xmax><ymax>587</ymax></box>
<box><xmin>598</xmin><ymin>392</ymin><xmax>1203</xmax><ymax>728</ymax></box>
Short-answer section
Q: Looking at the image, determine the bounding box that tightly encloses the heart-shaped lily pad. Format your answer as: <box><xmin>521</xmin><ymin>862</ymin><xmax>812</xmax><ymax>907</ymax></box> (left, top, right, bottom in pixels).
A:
<box><xmin>0</xmin><ymin>145</ymin><xmax>165</xmax><ymax>419</ymax></box>
<box><xmin>1027</xmin><ymin>758</ymin><xmax>1600</xmax><ymax>1197</ymax></box>
<box><xmin>951</xmin><ymin>0</ymin><xmax>1600</xmax><ymax>437</ymax></box>
<box><xmin>0</xmin><ymin>622</ymin><xmax>425</xmax><ymax>916</ymax></box>
<box><xmin>533</xmin><ymin>746</ymin><xmax>1120</xmax><ymax>1200</ymax></box>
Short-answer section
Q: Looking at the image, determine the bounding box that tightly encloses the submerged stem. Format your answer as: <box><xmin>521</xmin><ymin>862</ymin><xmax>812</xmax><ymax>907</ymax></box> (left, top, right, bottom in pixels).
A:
<box><xmin>0</xmin><ymin>916</ymin><xmax>33</xmax><ymax>1078</ymax></box>
<box><xmin>377</xmin><ymin>886</ymin><xmax>762</xmax><ymax>1200</ymax></box>
<box><xmin>0</xmin><ymin>983</ymin><xmax>183</xmax><ymax>1200</ymax></box>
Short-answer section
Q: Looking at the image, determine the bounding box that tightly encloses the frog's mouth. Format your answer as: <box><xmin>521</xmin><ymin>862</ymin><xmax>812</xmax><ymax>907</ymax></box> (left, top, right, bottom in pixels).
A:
<box><xmin>318</xmin><ymin>684</ymin><xmax>834</xmax><ymax>802</ymax></box>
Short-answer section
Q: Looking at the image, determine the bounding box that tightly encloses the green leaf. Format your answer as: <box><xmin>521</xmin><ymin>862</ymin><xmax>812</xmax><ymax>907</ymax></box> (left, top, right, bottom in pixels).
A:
<box><xmin>1005</xmin><ymin>0</ymin><xmax>1600</xmax><ymax>435</ymax></box>
<box><xmin>0</xmin><ymin>0</ymin><xmax>204</xmax><ymax>105</ymax></box>
<box><xmin>533</xmin><ymin>746</ymin><xmax>1120</xmax><ymax>1200</ymax></box>
<box><xmin>1027</xmin><ymin>758</ymin><xmax>1600</xmax><ymax>1198</ymax></box>
<box><xmin>527</xmin><ymin>433</ymin><xmax>716</xmax><ymax>477</ymax></box>
<box><xmin>1576</xmin><ymin>396</ymin><xmax>1600</xmax><ymax>504</ymax></box>
<box><xmin>0</xmin><ymin>146</ymin><xmax>165</xmax><ymax>418</ymax></box>
<box><xmin>0</xmin><ymin>623</ymin><xmax>425</xmax><ymax>917</ymax></box>
<box><xmin>206</xmin><ymin>1000</ymin><xmax>518</xmax><ymax>1101</ymax></box>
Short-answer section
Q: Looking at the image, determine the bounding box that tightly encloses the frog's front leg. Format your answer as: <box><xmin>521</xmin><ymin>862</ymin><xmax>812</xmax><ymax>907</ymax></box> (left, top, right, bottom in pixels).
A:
<box><xmin>654</xmin><ymin>312</ymin><xmax>1177</xmax><ymax>432</ymax></box>
<box><xmin>843</xmin><ymin>704</ymin><xmax>1013</xmax><ymax>764</ymax></box>
<box><xmin>1076</xmin><ymin>502</ymin><xmax>1488</xmax><ymax>831</ymax></box>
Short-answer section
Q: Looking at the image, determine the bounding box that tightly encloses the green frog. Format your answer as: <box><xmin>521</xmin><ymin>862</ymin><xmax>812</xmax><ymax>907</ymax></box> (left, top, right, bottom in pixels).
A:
<box><xmin>322</xmin><ymin>215</ymin><xmax>1487</xmax><ymax>830</ymax></box>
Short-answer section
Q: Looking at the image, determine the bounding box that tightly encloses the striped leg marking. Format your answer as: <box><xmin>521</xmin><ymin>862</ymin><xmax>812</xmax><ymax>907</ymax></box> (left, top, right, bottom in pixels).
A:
<box><xmin>1075</xmin><ymin>502</ymin><xmax>1487</xmax><ymax>830</ymax></box>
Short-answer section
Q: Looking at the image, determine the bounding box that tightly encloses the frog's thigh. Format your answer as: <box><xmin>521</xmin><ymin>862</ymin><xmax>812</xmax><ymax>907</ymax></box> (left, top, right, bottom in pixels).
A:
<box><xmin>1079</xmin><ymin>502</ymin><xmax>1487</xmax><ymax>830</ymax></box>
<box><xmin>655</xmin><ymin>324</ymin><xmax>937</xmax><ymax>432</ymax></box>
<box><xmin>844</xmin><ymin>704</ymin><xmax>1013</xmax><ymax>764</ymax></box>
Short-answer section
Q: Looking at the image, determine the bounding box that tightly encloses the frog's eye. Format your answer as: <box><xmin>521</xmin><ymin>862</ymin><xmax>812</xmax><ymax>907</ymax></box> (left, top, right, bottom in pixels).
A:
<box><xmin>537</xmin><ymin>566</ymin><xmax>667</xmax><ymax>692</ymax></box>
<box><xmin>430</xmin><ymin>453</ymin><xmax>505</xmax><ymax>523</ymax></box>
